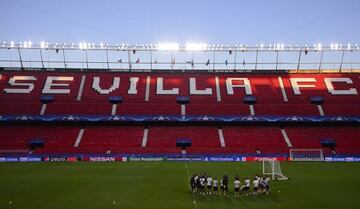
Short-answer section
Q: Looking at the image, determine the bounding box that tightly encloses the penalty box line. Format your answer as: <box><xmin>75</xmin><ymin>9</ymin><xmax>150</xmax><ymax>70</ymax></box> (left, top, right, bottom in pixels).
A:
<box><xmin>184</xmin><ymin>162</ymin><xmax>198</xmax><ymax>209</ymax></box>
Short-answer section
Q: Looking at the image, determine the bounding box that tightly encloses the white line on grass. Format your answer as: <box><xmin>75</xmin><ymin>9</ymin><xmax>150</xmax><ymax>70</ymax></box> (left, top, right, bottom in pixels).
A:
<box><xmin>184</xmin><ymin>162</ymin><xmax>198</xmax><ymax>209</ymax></box>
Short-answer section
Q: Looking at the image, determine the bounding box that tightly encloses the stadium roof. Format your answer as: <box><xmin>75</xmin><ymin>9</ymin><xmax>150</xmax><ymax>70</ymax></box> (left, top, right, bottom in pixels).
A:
<box><xmin>0</xmin><ymin>42</ymin><xmax>359</xmax><ymax>71</ymax></box>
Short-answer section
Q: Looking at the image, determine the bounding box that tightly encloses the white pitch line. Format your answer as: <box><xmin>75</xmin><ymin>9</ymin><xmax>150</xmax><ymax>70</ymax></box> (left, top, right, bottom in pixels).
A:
<box><xmin>184</xmin><ymin>162</ymin><xmax>198</xmax><ymax>209</ymax></box>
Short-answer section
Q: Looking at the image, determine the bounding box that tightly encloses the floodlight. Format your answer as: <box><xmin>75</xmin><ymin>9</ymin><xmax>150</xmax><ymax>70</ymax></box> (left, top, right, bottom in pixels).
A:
<box><xmin>276</xmin><ymin>44</ymin><xmax>279</xmax><ymax>50</ymax></box>
<box><xmin>317</xmin><ymin>43</ymin><xmax>322</xmax><ymax>50</ymax></box>
<box><xmin>157</xmin><ymin>42</ymin><xmax>179</xmax><ymax>51</ymax></box>
<box><xmin>185</xmin><ymin>43</ymin><xmax>207</xmax><ymax>51</ymax></box>
<box><xmin>79</xmin><ymin>42</ymin><xmax>87</xmax><ymax>50</ymax></box>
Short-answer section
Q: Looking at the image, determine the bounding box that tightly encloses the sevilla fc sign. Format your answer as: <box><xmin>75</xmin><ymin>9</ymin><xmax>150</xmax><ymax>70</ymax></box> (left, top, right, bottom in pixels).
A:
<box><xmin>0</xmin><ymin>73</ymin><xmax>358</xmax><ymax>100</ymax></box>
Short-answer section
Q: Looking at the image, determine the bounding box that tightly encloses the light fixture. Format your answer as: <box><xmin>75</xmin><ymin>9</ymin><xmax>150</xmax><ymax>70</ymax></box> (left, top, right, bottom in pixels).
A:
<box><xmin>316</xmin><ymin>43</ymin><xmax>322</xmax><ymax>50</ymax></box>
<box><xmin>185</xmin><ymin>43</ymin><xmax>207</xmax><ymax>51</ymax></box>
<box><xmin>157</xmin><ymin>42</ymin><xmax>179</xmax><ymax>51</ymax></box>
<box><xmin>79</xmin><ymin>42</ymin><xmax>88</xmax><ymax>50</ymax></box>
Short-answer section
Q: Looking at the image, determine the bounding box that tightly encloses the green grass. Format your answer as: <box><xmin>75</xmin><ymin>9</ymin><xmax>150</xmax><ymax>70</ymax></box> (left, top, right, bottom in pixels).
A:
<box><xmin>0</xmin><ymin>162</ymin><xmax>359</xmax><ymax>209</ymax></box>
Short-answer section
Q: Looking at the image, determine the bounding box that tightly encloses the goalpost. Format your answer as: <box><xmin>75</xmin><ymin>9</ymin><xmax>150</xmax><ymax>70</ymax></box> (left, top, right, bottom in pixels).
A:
<box><xmin>289</xmin><ymin>149</ymin><xmax>324</xmax><ymax>162</ymax></box>
<box><xmin>262</xmin><ymin>158</ymin><xmax>288</xmax><ymax>180</ymax></box>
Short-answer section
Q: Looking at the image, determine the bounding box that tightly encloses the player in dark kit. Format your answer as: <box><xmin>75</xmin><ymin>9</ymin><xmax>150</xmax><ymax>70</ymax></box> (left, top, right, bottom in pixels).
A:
<box><xmin>190</xmin><ymin>174</ymin><xmax>196</xmax><ymax>193</ymax></box>
<box><xmin>222</xmin><ymin>174</ymin><xmax>229</xmax><ymax>195</ymax></box>
<box><xmin>220</xmin><ymin>179</ymin><xmax>224</xmax><ymax>196</ymax></box>
<box><xmin>195</xmin><ymin>174</ymin><xmax>200</xmax><ymax>193</ymax></box>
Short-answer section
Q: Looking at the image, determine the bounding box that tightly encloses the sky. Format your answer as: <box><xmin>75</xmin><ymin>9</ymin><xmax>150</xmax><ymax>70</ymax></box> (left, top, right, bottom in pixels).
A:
<box><xmin>0</xmin><ymin>0</ymin><xmax>360</xmax><ymax>46</ymax></box>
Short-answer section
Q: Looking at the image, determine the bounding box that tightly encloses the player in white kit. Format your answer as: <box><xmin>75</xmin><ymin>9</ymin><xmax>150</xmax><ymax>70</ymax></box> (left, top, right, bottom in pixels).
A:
<box><xmin>234</xmin><ymin>177</ymin><xmax>241</xmax><ymax>197</ymax></box>
<box><xmin>206</xmin><ymin>175</ymin><xmax>213</xmax><ymax>194</ymax></box>
<box><xmin>213</xmin><ymin>178</ymin><xmax>218</xmax><ymax>195</ymax></box>
<box><xmin>241</xmin><ymin>177</ymin><xmax>251</xmax><ymax>195</ymax></box>
<box><xmin>253</xmin><ymin>177</ymin><xmax>260</xmax><ymax>195</ymax></box>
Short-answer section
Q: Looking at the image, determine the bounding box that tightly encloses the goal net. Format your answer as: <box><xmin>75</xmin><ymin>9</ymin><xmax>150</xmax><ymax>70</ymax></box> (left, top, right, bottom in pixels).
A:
<box><xmin>289</xmin><ymin>149</ymin><xmax>324</xmax><ymax>162</ymax></box>
<box><xmin>262</xmin><ymin>158</ymin><xmax>288</xmax><ymax>180</ymax></box>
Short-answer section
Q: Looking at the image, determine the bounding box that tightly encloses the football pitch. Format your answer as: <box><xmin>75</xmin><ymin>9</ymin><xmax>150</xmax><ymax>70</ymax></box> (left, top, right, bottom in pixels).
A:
<box><xmin>0</xmin><ymin>162</ymin><xmax>359</xmax><ymax>209</ymax></box>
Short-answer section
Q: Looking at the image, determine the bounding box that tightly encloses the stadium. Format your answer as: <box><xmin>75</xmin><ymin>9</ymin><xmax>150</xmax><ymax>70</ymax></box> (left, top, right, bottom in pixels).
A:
<box><xmin>1</xmin><ymin>1</ymin><xmax>360</xmax><ymax>209</ymax></box>
<box><xmin>0</xmin><ymin>42</ymin><xmax>360</xmax><ymax>208</ymax></box>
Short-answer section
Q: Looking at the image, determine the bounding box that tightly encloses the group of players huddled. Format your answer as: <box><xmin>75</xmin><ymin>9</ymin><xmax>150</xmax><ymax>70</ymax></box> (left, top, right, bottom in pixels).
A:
<box><xmin>190</xmin><ymin>173</ymin><xmax>271</xmax><ymax>197</ymax></box>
